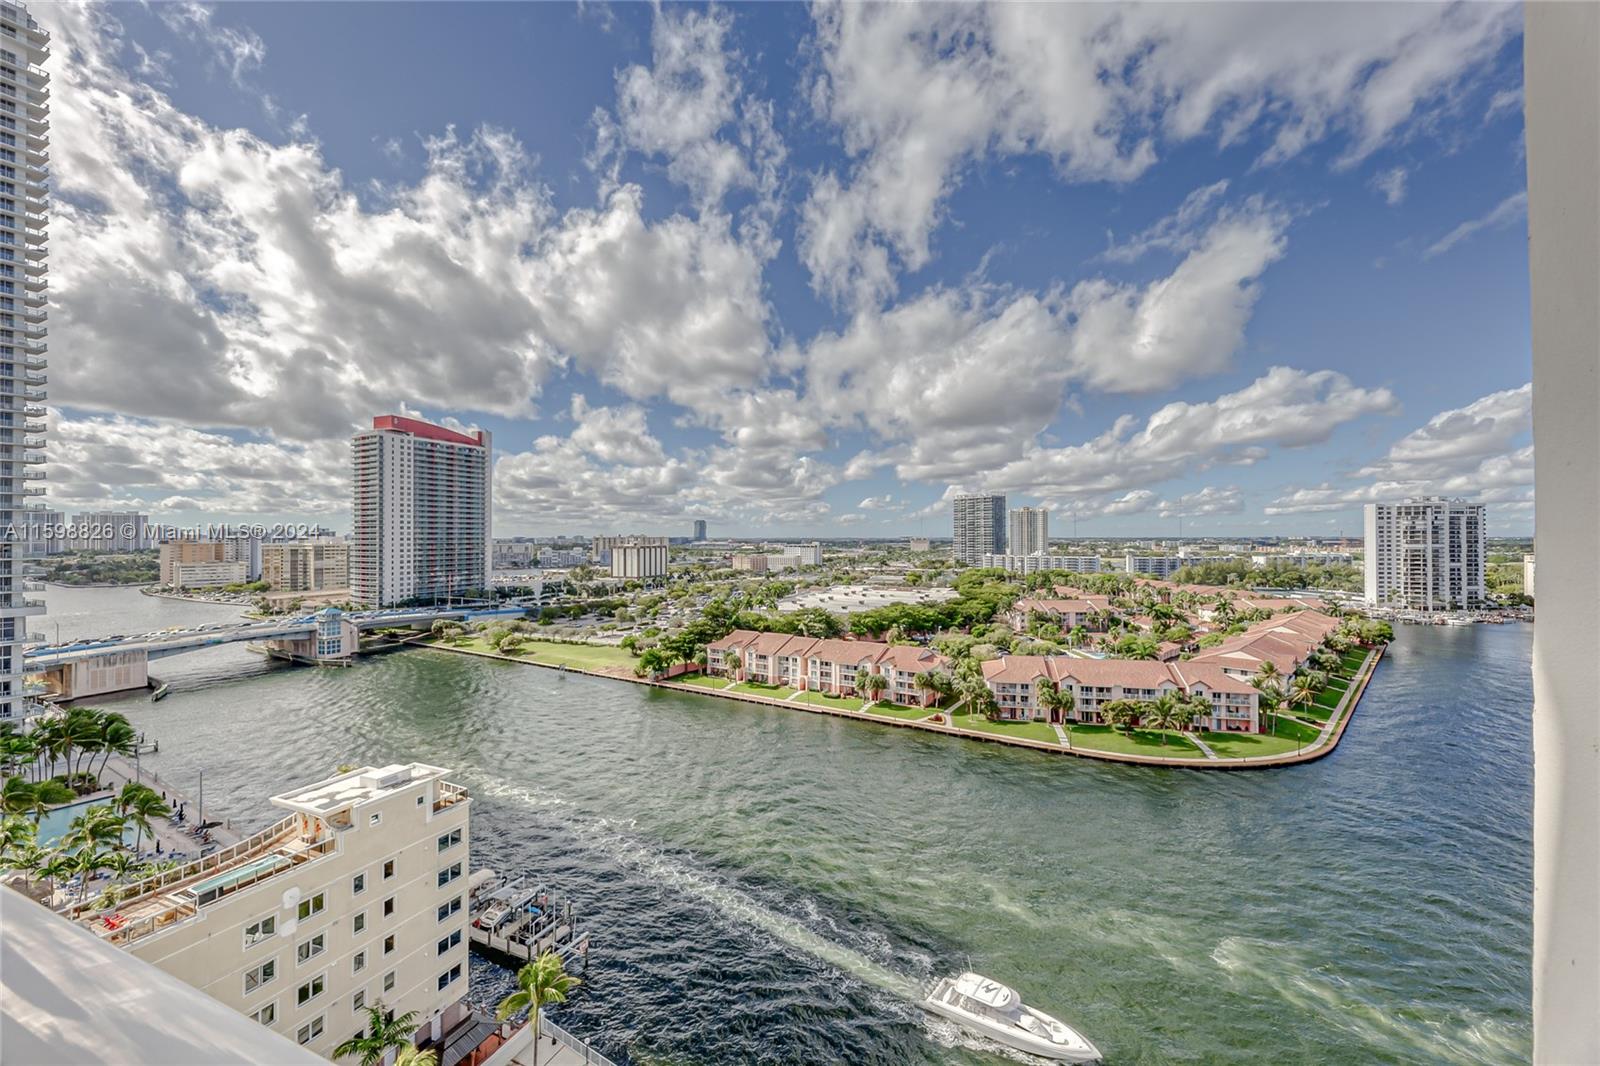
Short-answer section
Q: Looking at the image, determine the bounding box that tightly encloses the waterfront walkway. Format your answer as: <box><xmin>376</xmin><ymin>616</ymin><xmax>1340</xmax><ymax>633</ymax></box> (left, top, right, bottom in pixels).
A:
<box><xmin>82</xmin><ymin>754</ymin><xmax>245</xmax><ymax>857</ymax></box>
<box><xmin>419</xmin><ymin>637</ymin><xmax>1386</xmax><ymax>772</ymax></box>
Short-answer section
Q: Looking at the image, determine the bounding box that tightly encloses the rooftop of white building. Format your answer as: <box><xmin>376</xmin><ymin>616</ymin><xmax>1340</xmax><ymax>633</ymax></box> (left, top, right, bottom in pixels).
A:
<box><xmin>272</xmin><ymin>762</ymin><xmax>454</xmax><ymax>816</ymax></box>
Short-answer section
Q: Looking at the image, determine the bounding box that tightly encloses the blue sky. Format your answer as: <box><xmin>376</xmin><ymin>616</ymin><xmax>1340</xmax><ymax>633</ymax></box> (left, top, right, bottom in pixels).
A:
<box><xmin>40</xmin><ymin>2</ymin><xmax>1534</xmax><ymax>538</ymax></box>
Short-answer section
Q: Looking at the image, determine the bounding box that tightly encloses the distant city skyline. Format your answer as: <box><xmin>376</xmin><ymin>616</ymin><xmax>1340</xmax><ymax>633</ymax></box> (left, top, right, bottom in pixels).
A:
<box><xmin>35</xmin><ymin>4</ymin><xmax>1533</xmax><ymax>537</ymax></box>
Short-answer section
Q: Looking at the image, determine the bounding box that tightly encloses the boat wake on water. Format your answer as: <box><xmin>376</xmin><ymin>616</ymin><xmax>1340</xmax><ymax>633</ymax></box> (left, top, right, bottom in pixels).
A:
<box><xmin>463</xmin><ymin>771</ymin><xmax>927</xmax><ymax>1003</ymax></box>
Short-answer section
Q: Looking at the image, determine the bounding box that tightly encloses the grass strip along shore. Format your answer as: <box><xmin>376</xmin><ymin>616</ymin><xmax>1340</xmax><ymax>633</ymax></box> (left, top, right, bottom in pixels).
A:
<box><xmin>416</xmin><ymin>635</ymin><xmax>1384</xmax><ymax>771</ymax></box>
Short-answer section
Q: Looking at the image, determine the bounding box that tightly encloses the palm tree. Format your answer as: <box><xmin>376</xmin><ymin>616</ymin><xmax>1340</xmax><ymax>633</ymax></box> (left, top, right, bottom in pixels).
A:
<box><xmin>1290</xmin><ymin>674</ymin><xmax>1318</xmax><ymax>720</ymax></box>
<box><xmin>4</xmin><ymin>777</ymin><xmax>74</xmax><ymax>823</ymax></box>
<box><xmin>1254</xmin><ymin>680</ymin><xmax>1285</xmax><ymax>736</ymax></box>
<box><xmin>93</xmin><ymin>712</ymin><xmax>138</xmax><ymax>782</ymax></box>
<box><xmin>1038</xmin><ymin>680</ymin><xmax>1075</xmax><ymax>728</ymax></box>
<box><xmin>392</xmin><ymin>1049</ymin><xmax>438</xmax><ymax>1066</ymax></box>
<box><xmin>496</xmin><ymin>952</ymin><xmax>582</xmax><ymax>1066</ymax></box>
<box><xmin>332</xmin><ymin>1004</ymin><xmax>421</xmax><ymax>1066</ymax></box>
<box><xmin>117</xmin><ymin>783</ymin><xmax>171</xmax><ymax>855</ymax></box>
<box><xmin>860</xmin><ymin>672</ymin><xmax>888</xmax><ymax>705</ymax></box>
<box><xmin>1146</xmin><ymin>693</ymin><xmax>1181</xmax><ymax>745</ymax></box>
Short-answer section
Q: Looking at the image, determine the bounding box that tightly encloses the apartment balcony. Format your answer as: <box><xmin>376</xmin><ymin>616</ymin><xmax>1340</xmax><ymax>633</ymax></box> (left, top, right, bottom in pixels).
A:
<box><xmin>21</xmin><ymin>424</ymin><xmax>42</xmax><ymax>437</ymax></box>
<box><xmin>18</xmin><ymin>450</ymin><xmax>41</xmax><ymax>463</ymax></box>
<box><xmin>21</xmin><ymin>387</ymin><xmax>43</xmax><ymax>401</ymax></box>
<box><xmin>23</xmin><ymin>243</ymin><xmax>43</xmax><ymax>261</ymax></box>
<box><xmin>22</xmin><ymin>226</ymin><xmax>43</xmax><ymax>246</ymax></box>
<box><xmin>433</xmin><ymin>780</ymin><xmax>470</xmax><ymax>813</ymax></box>
<box><xmin>21</xmin><ymin>483</ymin><xmax>42</xmax><ymax>495</ymax></box>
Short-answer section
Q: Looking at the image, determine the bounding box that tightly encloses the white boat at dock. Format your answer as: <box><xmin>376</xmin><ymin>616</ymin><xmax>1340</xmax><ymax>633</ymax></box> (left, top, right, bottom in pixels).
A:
<box><xmin>923</xmin><ymin>972</ymin><xmax>1100</xmax><ymax>1062</ymax></box>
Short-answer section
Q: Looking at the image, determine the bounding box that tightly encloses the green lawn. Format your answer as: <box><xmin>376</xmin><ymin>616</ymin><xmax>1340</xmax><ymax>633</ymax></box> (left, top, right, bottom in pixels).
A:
<box><xmin>1340</xmin><ymin>651</ymin><xmax>1368</xmax><ymax>673</ymax></box>
<box><xmin>791</xmin><ymin>690</ymin><xmax>866</xmax><ymax>712</ymax></box>
<box><xmin>727</xmin><ymin>680</ymin><xmax>799</xmax><ymax>700</ymax></box>
<box><xmin>1065</xmin><ymin>724</ymin><xmax>1204</xmax><ymax>758</ymax></box>
<box><xmin>1196</xmin><ymin>730</ymin><xmax>1314</xmax><ymax>759</ymax></box>
<box><xmin>1312</xmin><ymin>688</ymin><xmax>1344</xmax><ymax>710</ymax></box>
<box><xmin>1263</xmin><ymin>715</ymin><xmax>1322</xmax><ymax>744</ymax></box>
<box><xmin>862</xmin><ymin>701</ymin><xmax>937</xmax><ymax>720</ymax></box>
<box><xmin>432</xmin><ymin>636</ymin><xmax>638</xmax><ymax>671</ymax></box>
<box><xmin>1293</xmin><ymin>701</ymin><xmax>1334</xmax><ymax>723</ymax></box>
<box><xmin>675</xmin><ymin>674</ymin><xmax>734</xmax><ymax>690</ymax></box>
<box><xmin>951</xmin><ymin>715</ymin><xmax>1063</xmax><ymax>745</ymax></box>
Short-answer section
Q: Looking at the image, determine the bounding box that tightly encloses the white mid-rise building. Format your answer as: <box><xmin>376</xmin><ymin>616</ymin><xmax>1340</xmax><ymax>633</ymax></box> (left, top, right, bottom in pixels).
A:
<box><xmin>1007</xmin><ymin>507</ymin><xmax>1049</xmax><ymax>557</ymax></box>
<box><xmin>351</xmin><ymin>416</ymin><xmax>492</xmax><ymax>607</ymax></box>
<box><xmin>0</xmin><ymin>2</ymin><xmax>49</xmax><ymax>720</ymax></box>
<box><xmin>85</xmin><ymin>763</ymin><xmax>473</xmax><ymax>1060</ymax></box>
<box><xmin>1523</xmin><ymin>553</ymin><xmax>1536</xmax><ymax>598</ymax></box>
<box><xmin>1363</xmin><ymin>498</ymin><xmax>1487</xmax><ymax>609</ymax></box>
<box><xmin>772</xmin><ymin>542</ymin><xmax>822</xmax><ymax>566</ymax></box>
<box><xmin>907</xmin><ymin>537</ymin><xmax>931</xmax><ymax>552</ymax></box>
<box><xmin>170</xmin><ymin>560</ymin><xmax>248</xmax><ymax>589</ymax></box>
<box><xmin>952</xmin><ymin>493</ymin><xmax>1006</xmax><ymax>564</ymax></box>
<box><xmin>1123</xmin><ymin>554</ymin><xmax>1185</xmax><ymax>578</ymax></box>
<box><xmin>70</xmin><ymin>511</ymin><xmax>149</xmax><ymax>552</ymax></box>
<box><xmin>609</xmin><ymin>537</ymin><xmax>669</xmax><ymax>579</ymax></box>
<box><xmin>981</xmin><ymin>553</ymin><xmax>1105</xmax><ymax>574</ymax></box>
<box><xmin>262</xmin><ymin>539</ymin><xmax>349</xmax><ymax>593</ymax></box>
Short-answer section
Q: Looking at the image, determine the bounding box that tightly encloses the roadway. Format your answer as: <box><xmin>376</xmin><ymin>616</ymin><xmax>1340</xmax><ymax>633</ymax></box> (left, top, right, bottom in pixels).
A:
<box><xmin>24</xmin><ymin>605</ymin><xmax>528</xmax><ymax>668</ymax></box>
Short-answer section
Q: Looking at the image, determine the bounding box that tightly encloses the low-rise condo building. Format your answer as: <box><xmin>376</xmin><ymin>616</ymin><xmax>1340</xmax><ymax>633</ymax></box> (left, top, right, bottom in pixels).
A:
<box><xmin>979</xmin><ymin>609</ymin><xmax>1345</xmax><ymax>732</ymax></box>
<box><xmin>1006</xmin><ymin>595</ymin><xmax>1113</xmax><ymax>631</ymax></box>
<box><xmin>980</xmin><ymin>657</ymin><xmax>1261</xmax><ymax>733</ymax></box>
<box><xmin>706</xmin><ymin>632</ymin><xmax>951</xmax><ymax>707</ymax></box>
<box><xmin>80</xmin><ymin>763</ymin><xmax>473</xmax><ymax>1060</ymax></box>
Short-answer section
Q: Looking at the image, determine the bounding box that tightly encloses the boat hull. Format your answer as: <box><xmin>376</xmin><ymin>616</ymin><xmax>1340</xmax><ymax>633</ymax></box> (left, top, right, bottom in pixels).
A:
<box><xmin>922</xmin><ymin>996</ymin><xmax>1100</xmax><ymax>1062</ymax></box>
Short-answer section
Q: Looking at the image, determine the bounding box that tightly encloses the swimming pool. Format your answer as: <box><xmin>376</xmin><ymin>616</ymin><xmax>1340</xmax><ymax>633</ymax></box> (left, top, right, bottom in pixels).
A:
<box><xmin>35</xmin><ymin>798</ymin><xmax>138</xmax><ymax>848</ymax></box>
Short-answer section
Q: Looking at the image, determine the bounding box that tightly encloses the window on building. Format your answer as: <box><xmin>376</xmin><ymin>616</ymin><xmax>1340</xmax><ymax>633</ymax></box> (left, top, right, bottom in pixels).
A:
<box><xmin>437</xmin><ymin>827</ymin><xmax>462</xmax><ymax>852</ymax></box>
<box><xmin>297</xmin><ymin>892</ymin><xmax>325</xmax><ymax>921</ymax></box>
<box><xmin>352</xmin><ymin>950</ymin><xmax>366</xmax><ymax>974</ymax></box>
<box><xmin>297</xmin><ymin>974</ymin><xmax>325</xmax><ymax>1006</ymax></box>
<box><xmin>383</xmin><ymin>934</ymin><xmax>396</xmax><ymax>955</ymax></box>
<box><xmin>352</xmin><ymin>872</ymin><xmax>366</xmax><ymax>896</ymax></box>
<box><xmin>437</xmin><ymin>861</ymin><xmax>462</xmax><ymax>887</ymax></box>
<box><xmin>369</xmin><ymin>812</ymin><xmax>382</xmax><ymax>826</ymax></box>
<box><xmin>437</xmin><ymin>928</ymin><xmax>462</xmax><ymax>955</ymax></box>
<box><xmin>352</xmin><ymin>989</ymin><xmax>365</xmax><ymax>1013</ymax></box>
<box><xmin>437</xmin><ymin>896</ymin><xmax>462</xmax><ymax>922</ymax></box>
<box><xmin>383</xmin><ymin>896</ymin><xmax>395</xmax><ymax>918</ymax></box>
<box><xmin>252</xmin><ymin>1002</ymin><xmax>276</xmax><ymax>1026</ymax></box>
<box><xmin>383</xmin><ymin>858</ymin><xmax>395</xmax><ymax>879</ymax></box>
<box><xmin>244</xmin><ymin>959</ymin><xmax>277</xmax><ymax>994</ymax></box>
<box><xmin>296</xmin><ymin>933</ymin><xmax>326</xmax><ymax>965</ymax></box>
<box><xmin>296</xmin><ymin>1017</ymin><xmax>324</xmax><ymax>1046</ymax></box>
<box><xmin>243</xmin><ymin>914</ymin><xmax>276</xmax><ymax>948</ymax></box>
<box><xmin>353</xmin><ymin>912</ymin><xmax>366</xmax><ymax>935</ymax></box>
<box><xmin>437</xmin><ymin>963</ymin><xmax>462</xmax><ymax>991</ymax></box>
<box><xmin>383</xmin><ymin>971</ymin><xmax>395</xmax><ymax>993</ymax></box>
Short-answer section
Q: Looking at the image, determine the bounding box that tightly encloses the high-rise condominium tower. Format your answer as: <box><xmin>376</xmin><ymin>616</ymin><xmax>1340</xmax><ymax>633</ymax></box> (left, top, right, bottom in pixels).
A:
<box><xmin>351</xmin><ymin>416</ymin><xmax>492</xmax><ymax>607</ymax></box>
<box><xmin>952</xmin><ymin>493</ymin><xmax>1006</xmax><ymax>564</ymax></box>
<box><xmin>0</xmin><ymin>3</ymin><xmax>48</xmax><ymax>720</ymax></box>
<box><xmin>1008</xmin><ymin>507</ymin><xmax>1049</xmax><ymax>557</ymax></box>
<box><xmin>1363</xmin><ymin>498</ymin><xmax>1487</xmax><ymax>609</ymax></box>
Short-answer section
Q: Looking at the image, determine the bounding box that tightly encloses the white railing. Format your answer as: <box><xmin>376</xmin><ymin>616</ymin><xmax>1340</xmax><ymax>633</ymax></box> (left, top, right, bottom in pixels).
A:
<box><xmin>541</xmin><ymin>1015</ymin><xmax>619</xmax><ymax>1066</ymax></box>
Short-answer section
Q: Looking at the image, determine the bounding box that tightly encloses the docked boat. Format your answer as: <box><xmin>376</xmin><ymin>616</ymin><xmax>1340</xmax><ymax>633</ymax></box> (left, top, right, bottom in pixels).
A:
<box><xmin>467</xmin><ymin>870</ymin><xmax>590</xmax><ymax>968</ymax></box>
<box><xmin>923</xmin><ymin>973</ymin><xmax>1100</xmax><ymax>1062</ymax></box>
<box><xmin>149</xmin><ymin>683</ymin><xmax>170</xmax><ymax>702</ymax></box>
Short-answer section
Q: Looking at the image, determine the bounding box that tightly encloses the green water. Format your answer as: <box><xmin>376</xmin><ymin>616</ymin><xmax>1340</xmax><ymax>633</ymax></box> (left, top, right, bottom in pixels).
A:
<box><xmin>70</xmin><ymin>581</ymin><xmax>1530</xmax><ymax>1065</ymax></box>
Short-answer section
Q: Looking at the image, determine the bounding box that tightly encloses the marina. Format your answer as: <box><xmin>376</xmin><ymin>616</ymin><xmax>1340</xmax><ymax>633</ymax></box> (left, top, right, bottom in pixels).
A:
<box><xmin>468</xmin><ymin>870</ymin><xmax>592</xmax><ymax>970</ymax></box>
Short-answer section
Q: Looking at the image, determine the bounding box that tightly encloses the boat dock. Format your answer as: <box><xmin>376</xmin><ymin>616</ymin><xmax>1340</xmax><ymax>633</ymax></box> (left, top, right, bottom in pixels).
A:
<box><xmin>467</xmin><ymin>871</ymin><xmax>591</xmax><ymax>970</ymax></box>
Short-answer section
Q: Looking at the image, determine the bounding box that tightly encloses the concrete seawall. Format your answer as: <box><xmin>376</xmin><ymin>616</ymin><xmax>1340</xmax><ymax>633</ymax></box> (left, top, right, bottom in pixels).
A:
<box><xmin>415</xmin><ymin>638</ymin><xmax>1386</xmax><ymax>771</ymax></box>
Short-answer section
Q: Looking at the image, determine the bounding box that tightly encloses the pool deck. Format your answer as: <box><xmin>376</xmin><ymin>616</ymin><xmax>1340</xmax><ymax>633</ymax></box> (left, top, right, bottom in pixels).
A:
<box><xmin>63</xmin><ymin>754</ymin><xmax>245</xmax><ymax>862</ymax></box>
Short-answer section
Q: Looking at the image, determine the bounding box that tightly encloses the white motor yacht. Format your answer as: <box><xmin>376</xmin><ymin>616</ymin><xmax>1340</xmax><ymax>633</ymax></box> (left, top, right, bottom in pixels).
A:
<box><xmin>923</xmin><ymin>972</ymin><xmax>1101</xmax><ymax>1062</ymax></box>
